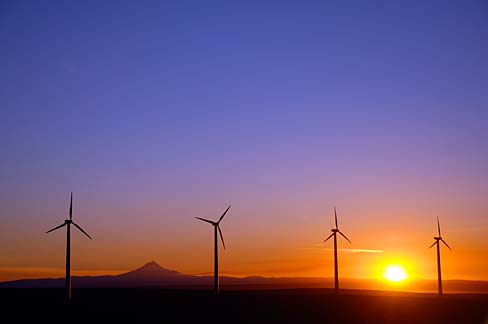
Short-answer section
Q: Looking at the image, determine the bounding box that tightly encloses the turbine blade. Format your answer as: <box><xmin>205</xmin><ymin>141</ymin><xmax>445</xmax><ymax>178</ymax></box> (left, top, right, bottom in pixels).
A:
<box><xmin>195</xmin><ymin>217</ymin><xmax>215</xmax><ymax>225</ymax></box>
<box><xmin>428</xmin><ymin>241</ymin><xmax>437</xmax><ymax>249</ymax></box>
<box><xmin>339</xmin><ymin>231</ymin><xmax>351</xmax><ymax>244</ymax></box>
<box><xmin>72</xmin><ymin>222</ymin><xmax>92</xmax><ymax>240</ymax></box>
<box><xmin>334</xmin><ymin>207</ymin><xmax>338</xmax><ymax>229</ymax></box>
<box><xmin>323</xmin><ymin>233</ymin><xmax>334</xmax><ymax>243</ymax></box>
<box><xmin>69</xmin><ymin>192</ymin><xmax>73</xmax><ymax>220</ymax></box>
<box><xmin>437</xmin><ymin>217</ymin><xmax>441</xmax><ymax>237</ymax></box>
<box><xmin>46</xmin><ymin>223</ymin><xmax>66</xmax><ymax>234</ymax></box>
<box><xmin>217</xmin><ymin>225</ymin><xmax>226</xmax><ymax>250</ymax></box>
<box><xmin>441</xmin><ymin>239</ymin><xmax>452</xmax><ymax>251</ymax></box>
<box><xmin>218</xmin><ymin>205</ymin><xmax>231</xmax><ymax>224</ymax></box>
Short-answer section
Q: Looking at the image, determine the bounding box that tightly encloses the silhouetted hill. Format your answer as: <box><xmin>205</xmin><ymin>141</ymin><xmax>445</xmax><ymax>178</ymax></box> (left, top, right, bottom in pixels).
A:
<box><xmin>117</xmin><ymin>261</ymin><xmax>181</xmax><ymax>280</ymax></box>
<box><xmin>0</xmin><ymin>261</ymin><xmax>205</xmax><ymax>288</ymax></box>
<box><xmin>1</xmin><ymin>261</ymin><xmax>487</xmax><ymax>293</ymax></box>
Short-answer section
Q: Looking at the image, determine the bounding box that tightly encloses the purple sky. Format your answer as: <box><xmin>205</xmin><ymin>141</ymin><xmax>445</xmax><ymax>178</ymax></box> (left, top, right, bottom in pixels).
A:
<box><xmin>1</xmin><ymin>0</ymin><xmax>487</xmax><ymax>280</ymax></box>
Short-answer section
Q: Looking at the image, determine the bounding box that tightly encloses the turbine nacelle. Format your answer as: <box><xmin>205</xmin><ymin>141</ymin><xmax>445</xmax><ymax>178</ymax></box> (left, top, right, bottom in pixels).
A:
<box><xmin>46</xmin><ymin>193</ymin><xmax>92</xmax><ymax>240</ymax></box>
<box><xmin>196</xmin><ymin>205</ymin><xmax>231</xmax><ymax>250</ymax></box>
<box><xmin>323</xmin><ymin>207</ymin><xmax>352</xmax><ymax>244</ymax></box>
<box><xmin>429</xmin><ymin>218</ymin><xmax>452</xmax><ymax>251</ymax></box>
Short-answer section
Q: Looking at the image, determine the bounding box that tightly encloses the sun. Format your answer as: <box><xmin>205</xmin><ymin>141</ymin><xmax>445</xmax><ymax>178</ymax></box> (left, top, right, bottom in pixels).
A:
<box><xmin>383</xmin><ymin>264</ymin><xmax>408</xmax><ymax>282</ymax></box>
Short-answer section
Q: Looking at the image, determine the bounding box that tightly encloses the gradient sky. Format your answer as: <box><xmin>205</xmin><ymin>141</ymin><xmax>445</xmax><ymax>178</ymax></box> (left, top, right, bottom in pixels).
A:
<box><xmin>1</xmin><ymin>0</ymin><xmax>487</xmax><ymax>284</ymax></box>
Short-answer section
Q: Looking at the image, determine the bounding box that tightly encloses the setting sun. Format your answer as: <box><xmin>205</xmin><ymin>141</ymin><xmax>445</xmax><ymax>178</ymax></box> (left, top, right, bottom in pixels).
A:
<box><xmin>383</xmin><ymin>265</ymin><xmax>408</xmax><ymax>283</ymax></box>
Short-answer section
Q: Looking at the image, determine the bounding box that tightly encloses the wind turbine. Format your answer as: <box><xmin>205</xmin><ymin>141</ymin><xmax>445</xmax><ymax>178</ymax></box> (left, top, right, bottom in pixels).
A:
<box><xmin>323</xmin><ymin>206</ymin><xmax>351</xmax><ymax>292</ymax></box>
<box><xmin>46</xmin><ymin>192</ymin><xmax>92</xmax><ymax>301</ymax></box>
<box><xmin>429</xmin><ymin>217</ymin><xmax>452</xmax><ymax>295</ymax></box>
<box><xmin>196</xmin><ymin>205</ymin><xmax>230</xmax><ymax>294</ymax></box>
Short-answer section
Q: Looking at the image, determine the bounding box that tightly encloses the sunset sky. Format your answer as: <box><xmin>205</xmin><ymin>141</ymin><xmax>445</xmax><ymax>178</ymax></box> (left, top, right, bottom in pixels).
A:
<box><xmin>1</xmin><ymin>0</ymin><xmax>487</xmax><ymax>285</ymax></box>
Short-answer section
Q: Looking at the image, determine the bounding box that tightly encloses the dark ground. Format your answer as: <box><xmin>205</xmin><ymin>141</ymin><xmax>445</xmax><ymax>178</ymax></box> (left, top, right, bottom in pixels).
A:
<box><xmin>1</xmin><ymin>288</ymin><xmax>487</xmax><ymax>323</ymax></box>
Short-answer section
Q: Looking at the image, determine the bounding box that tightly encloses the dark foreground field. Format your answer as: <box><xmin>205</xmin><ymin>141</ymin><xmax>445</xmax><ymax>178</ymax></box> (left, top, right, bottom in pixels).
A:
<box><xmin>1</xmin><ymin>288</ymin><xmax>487</xmax><ymax>323</ymax></box>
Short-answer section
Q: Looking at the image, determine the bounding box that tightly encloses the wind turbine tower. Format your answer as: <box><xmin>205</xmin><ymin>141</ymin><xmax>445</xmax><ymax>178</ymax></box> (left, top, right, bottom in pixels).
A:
<box><xmin>429</xmin><ymin>217</ymin><xmax>452</xmax><ymax>295</ymax></box>
<box><xmin>46</xmin><ymin>192</ymin><xmax>92</xmax><ymax>301</ymax></box>
<box><xmin>196</xmin><ymin>205</ymin><xmax>230</xmax><ymax>294</ymax></box>
<box><xmin>323</xmin><ymin>207</ymin><xmax>351</xmax><ymax>292</ymax></box>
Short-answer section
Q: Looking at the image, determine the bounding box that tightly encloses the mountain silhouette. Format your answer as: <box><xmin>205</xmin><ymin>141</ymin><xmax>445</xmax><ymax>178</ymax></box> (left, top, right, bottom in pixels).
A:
<box><xmin>120</xmin><ymin>261</ymin><xmax>181</xmax><ymax>280</ymax></box>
